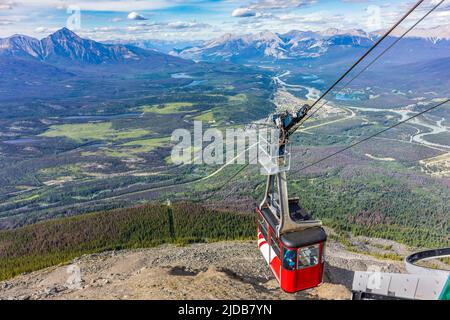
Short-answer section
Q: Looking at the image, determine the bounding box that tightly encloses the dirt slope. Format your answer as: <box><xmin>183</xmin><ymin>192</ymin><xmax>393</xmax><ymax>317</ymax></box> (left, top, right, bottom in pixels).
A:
<box><xmin>0</xmin><ymin>240</ymin><xmax>405</xmax><ymax>300</ymax></box>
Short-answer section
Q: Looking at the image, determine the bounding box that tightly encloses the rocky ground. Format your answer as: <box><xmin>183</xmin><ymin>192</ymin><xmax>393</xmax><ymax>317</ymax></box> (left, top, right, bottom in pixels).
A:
<box><xmin>0</xmin><ymin>239</ymin><xmax>408</xmax><ymax>300</ymax></box>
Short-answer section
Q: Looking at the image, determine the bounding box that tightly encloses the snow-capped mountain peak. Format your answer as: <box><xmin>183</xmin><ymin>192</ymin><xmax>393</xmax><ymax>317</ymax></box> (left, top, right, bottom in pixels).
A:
<box><xmin>0</xmin><ymin>28</ymin><xmax>192</xmax><ymax>67</ymax></box>
<box><xmin>174</xmin><ymin>29</ymin><xmax>378</xmax><ymax>61</ymax></box>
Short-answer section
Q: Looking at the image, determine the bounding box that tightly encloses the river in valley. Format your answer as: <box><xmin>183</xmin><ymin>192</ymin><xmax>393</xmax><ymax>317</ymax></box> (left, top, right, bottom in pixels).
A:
<box><xmin>273</xmin><ymin>71</ymin><xmax>450</xmax><ymax>151</ymax></box>
<box><xmin>348</xmin><ymin>106</ymin><xmax>450</xmax><ymax>151</ymax></box>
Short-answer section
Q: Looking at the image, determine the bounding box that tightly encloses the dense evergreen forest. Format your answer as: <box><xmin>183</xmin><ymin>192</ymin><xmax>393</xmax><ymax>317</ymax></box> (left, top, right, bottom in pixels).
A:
<box><xmin>0</xmin><ymin>202</ymin><xmax>255</xmax><ymax>281</ymax></box>
<box><xmin>0</xmin><ymin>196</ymin><xmax>448</xmax><ymax>282</ymax></box>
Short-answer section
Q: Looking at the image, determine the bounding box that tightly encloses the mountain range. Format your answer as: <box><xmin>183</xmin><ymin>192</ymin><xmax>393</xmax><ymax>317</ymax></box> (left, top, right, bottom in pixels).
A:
<box><xmin>0</xmin><ymin>28</ymin><xmax>192</xmax><ymax>69</ymax></box>
<box><xmin>2</xmin><ymin>27</ymin><xmax>449</xmax><ymax>70</ymax></box>
<box><xmin>172</xmin><ymin>28</ymin><xmax>450</xmax><ymax>66</ymax></box>
<box><xmin>1</xmin><ymin>27</ymin><xmax>449</xmax><ymax>99</ymax></box>
<box><xmin>172</xmin><ymin>29</ymin><xmax>372</xmax><ymax>61</ymax></box>
<box><xmin>0</xmin><ymin>28</ymin><xmax>197</xmax><ymax>103</ymax></box>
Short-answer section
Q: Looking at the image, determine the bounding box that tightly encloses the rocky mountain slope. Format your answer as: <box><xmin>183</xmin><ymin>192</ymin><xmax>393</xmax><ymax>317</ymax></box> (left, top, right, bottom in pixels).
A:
<box><xmin>0</xmin><ymin>28</ymin><xmax>198</xmax><ymax>102</ymax></box>
<box><xmin>0</xmin><ymin>239</ymin><xmax>406</xmax><ymax>300</ymax></box>
<box><xmin>0</xmin><ymin>28</ymin><xmax>190</xmax><ymax>66</ymax></box>
<box><xmin>173</xmin><ymin>28</ymin><xmax>450</xmax><ymax>65</ymax></box>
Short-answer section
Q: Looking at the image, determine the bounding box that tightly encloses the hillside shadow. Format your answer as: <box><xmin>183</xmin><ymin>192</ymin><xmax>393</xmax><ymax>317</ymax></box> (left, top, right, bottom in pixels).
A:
<box><xmin>324</xmin><ymin>262</ymin><xmax>355</xmax><ymax>289</ymax></box>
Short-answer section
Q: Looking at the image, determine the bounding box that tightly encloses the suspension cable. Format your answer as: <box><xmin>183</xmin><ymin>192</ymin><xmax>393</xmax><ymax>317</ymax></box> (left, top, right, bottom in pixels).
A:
<box><xmin>292</xmin><ymin>99</ymin><xmax>450</xmax><ymax>173</ymax></box>
<box><xmin>167</xmin><ymin>0</ymin><xmax>439</xmax><ymax>199</ymax></box>
<box><xmin>197</xmin><ymin>162</ymin><xmax>251</xmax><ymax>202</ymax></box>
<box><xmin>189</xmin><ymin>99</ymin><xmax>450</xmax><ymax>201</ymax></box>
<box><xmin>306</xmin><ymin>0</ymin><xmax>425</xmax><ymax>112</ymax></box>
<box><xmin>298</xmin><ymin>0</ymin><xmax>444</xmax><ymax>127</ymax></box>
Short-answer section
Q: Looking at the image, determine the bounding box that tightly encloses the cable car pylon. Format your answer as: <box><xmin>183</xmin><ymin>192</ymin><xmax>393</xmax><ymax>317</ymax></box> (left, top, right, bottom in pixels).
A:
<box><xmin>256</xmin><ymin>106</ymin><xmax>328</xmax><ymax>292</ymax></box>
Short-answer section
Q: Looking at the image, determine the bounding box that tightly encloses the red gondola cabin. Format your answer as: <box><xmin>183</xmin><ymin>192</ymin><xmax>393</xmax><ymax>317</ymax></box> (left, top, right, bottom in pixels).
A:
<box><xmin>256</xmin><ymin>199</ymin><xmax>327</xmax><ymax>293</ymax></box>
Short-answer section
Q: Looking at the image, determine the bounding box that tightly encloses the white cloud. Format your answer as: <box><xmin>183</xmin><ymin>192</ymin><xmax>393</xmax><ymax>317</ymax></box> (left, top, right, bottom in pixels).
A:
<box><xmin>231</xmin><ymin>1</ymin><xmax>318</xmax><ymax>21</ymax></box>
<box><xmin>2</xmin><ymin>0</ymin><xmax>449</xmax><ymax>41</ymax></box>
<box><xmin>168</xmin><ymin>21</ymin><xmax>208</xmax><ymax>29</ymax></box>
<box><xmin>248</xmin><ymin>0</ymin><xmax>317</xmax><ymax>10</ymax></box>
<box><xmin>61</xmin><ymin>18</ymin><xmax>213</xmax><ymax>41</ymax></box>
<box><xmin>5</xmin><ymin>0</ymin><xmax>176</xmax><ymax>12</ymax></box>
<box><xmin>35</xmin><ymin>26</ymin><xmax>58</xmax><ymax>33</ymax></box>
<box><xmin>232</xmin><ymin>8</ymin><xmax>256</xmax><ymax>18</ymax></box>
<box><xmin>0</xmin><ymin>1</ymin><xmax>14</xmax><ymax>10</ymax></box>
<box><xmin>127</xmin><ymin>12</ymin><xmax>147</xmax><ymax>20</ymax></box>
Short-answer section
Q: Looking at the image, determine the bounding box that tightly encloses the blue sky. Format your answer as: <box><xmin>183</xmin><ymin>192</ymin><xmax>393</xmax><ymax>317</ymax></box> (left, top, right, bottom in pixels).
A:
<box><xmin>0</xmin><ymin>0</ymin><xmax>448</xmax><ymax>40</ymax></box>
